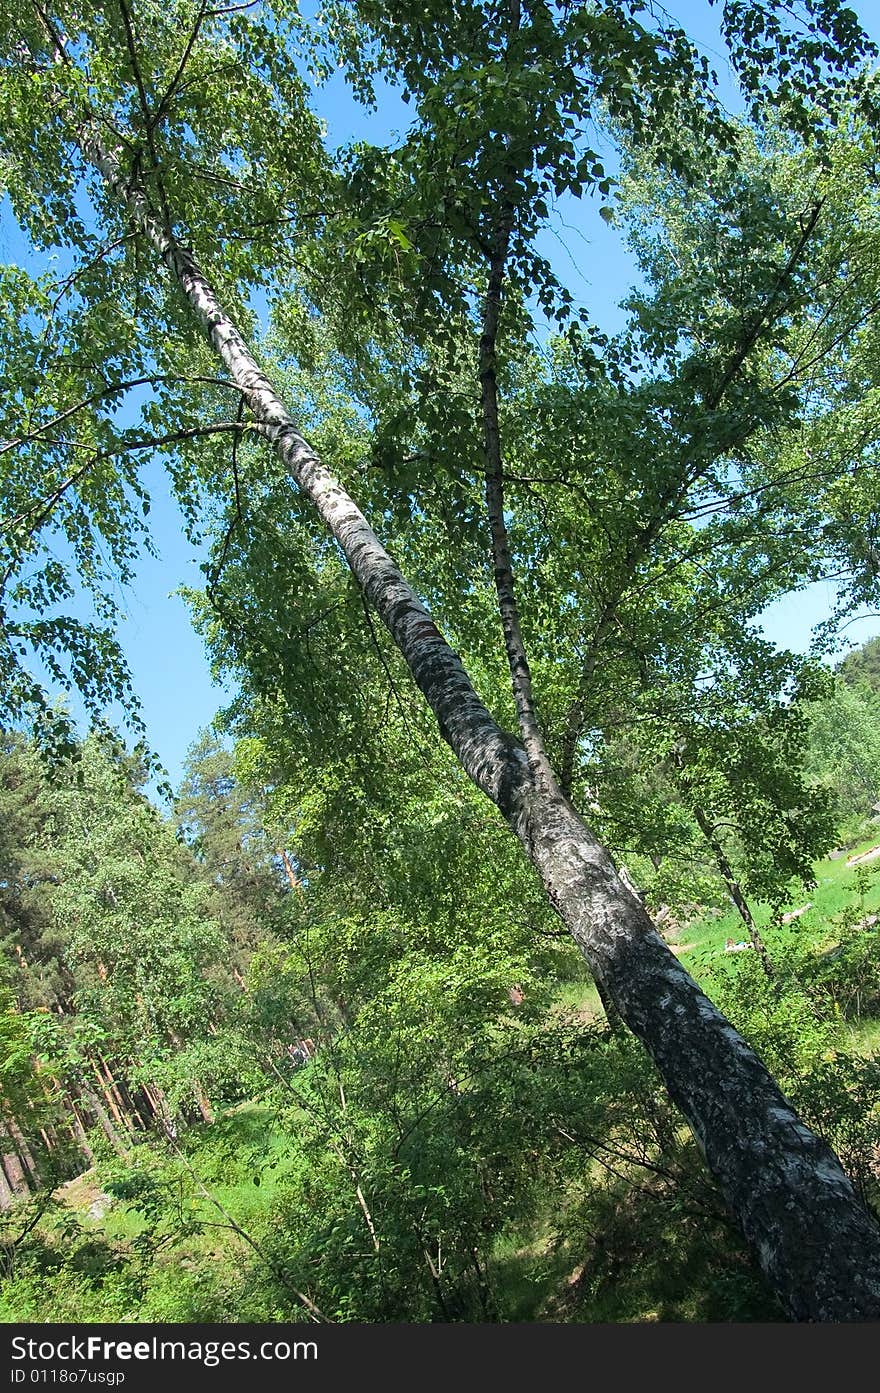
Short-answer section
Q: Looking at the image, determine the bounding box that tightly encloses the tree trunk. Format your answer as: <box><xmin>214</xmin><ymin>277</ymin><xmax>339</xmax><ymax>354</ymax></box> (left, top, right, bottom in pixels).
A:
<box><xmin>67</xmin><ymin>1099</ymin><xmax>96</xmax><ymax>1166</ymax></box>
<box><xmin>129</xmin><ymin>1084</ymin><xmax>156</xmax><ymax>1130</ymax></box>
<box><xmin>513</xmin><ymin>781</ymin><xmax>880</xmax><ymax>1319</ymax></box>
<box><xmin>68</xmin><ymin>120</ymin><xmax>880</xmax><ymax>1320</ymax></box>
<box><xmin>99</xmin><ymin>1056</ymin><xmax>135</xmax><ymax>1132</ymax></box>
<box><xmin>0</xmin><ymin>1149</ymin><xmax>29</xmax><ymax>1202</ymax></box>
<box><xmin>0</xmin><ymin>1164</ymin><xmax>14</xmax><ymax>1211</ymax></box>
<box><xmin>115</xmin><ymin>1078</ymin><xmax>146</xmax><ymax>1131</ymax></box>
<box><xmin>2</xmin><ymin>1109</ymin><xmax>39</xmax><ymax>1191</ymax></box>
<box><xmin>79</xmin><ymin>1084</ymin><xmax>127</xmax><ymax>1156</ymax></box>
<box><xmin>90</xmin><ymin>1057</ymin><xmax>126</xmax><ymax>1132</ymax></box>
<box><xmin>142</xmin><ymin>1082</ymin><xmax>177</xmax><ymax>1140</ymax></box>
<box><xmin>692</xmin><ymin>804</ymin><xmax>773</xmax><ymax>974</ymax></box>
<box><xmin>194</xmin><ymin>1080</ymin><xmax>214</xmax><ymax>1125</ymax></box>
<box><xmin>280</xmin><ymin>850</ymin><xmax>302</xmax><ymax>892</ymax></box>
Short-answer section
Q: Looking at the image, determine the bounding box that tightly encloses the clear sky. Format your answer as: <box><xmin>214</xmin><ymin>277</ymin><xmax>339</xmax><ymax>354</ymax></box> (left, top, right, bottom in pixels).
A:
<box><xmin>5</xmin><ymin>0</ymin><xmax>880</xmax><ymax>793</ymax></box>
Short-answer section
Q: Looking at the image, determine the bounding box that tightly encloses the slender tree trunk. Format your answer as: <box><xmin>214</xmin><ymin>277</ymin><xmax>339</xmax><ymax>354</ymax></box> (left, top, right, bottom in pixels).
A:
<box><xmin>66</xmin><ymin>116</ymin><xmax>880</xmax><ymax>1319</ymax></box>
<box><xmin>194</xmin><ymin>1080</ymin><xmax>214</xmax><ymax>1125</ymax></box>
<box><xmin>129</xmin><ymin>1084</ymin><xmax>156</xmax><ymax>1130</ymax></box>
<box><xmin>0</xmin><ymin>1149</ymin><xmax>29</xmax><ymax>1202</ymax></box>
<box><xmin>68</xmin><ymin>1099</ymin><xmax>95</xmax><ymax>1166</ymax></box>
<box><xmin>480</xmin><ymin>233</ymin><xmax>550</xmax><ymax>781</ymax></box>
<box><xmin>143</xmin><ymin>1082</ymin><xmax>177</xmax><ymax>1139</ymax></box>
<box><xmin>79</xmin><ymin>1084</ymin><xmax>127</xmax><ymax>1156</ymax></box>
<box><xmin>280</xmin><ymin>849</ymin><xmax>303</xmax><ymax>892</ymax></box>
<box><xmin>99</xmin><ymin>1055</ymin><xmax>134</xmax><ymax>1131</ymax></box>
<box><xmin>558</xmin><ymin>618</ymin><xmax>616</xmax><ymax>798</ymax></box>
<box><xmin>691</xmin><ymin>804</ymin><xmax>773</xmax><ymax>974</ymax></box>
<box><xmin>115</xmin><ymin>1078</ymin><xmax>146</xmax><ymax>1131</ymax></box>
<box><xmin>90</xmin><ymin>1057</ymin><xmax>126</xmax><ymax>1131</ymax></box>
<box><xmin>421</xmin><ymin>1238</ymin><xmax>453</xmax><ymax>1322</ymax></box>
<box><xmin>139</xmin><ymin>1082</ymin><xmax>160</xmax><ymax>1121</ymax></box>
<box><xmin>478</xmin><ymin>204</ymin><xmax>620</xmax><ymax>1037</ymax></box>
<box><xmin>2</xmin><ymin>1109</ymin><xmax>39</xmax><ymax>1191</ymax></box>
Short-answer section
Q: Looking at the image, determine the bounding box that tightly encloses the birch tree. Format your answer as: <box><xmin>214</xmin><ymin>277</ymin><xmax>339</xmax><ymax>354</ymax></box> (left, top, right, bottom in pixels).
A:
<box><xmin>4</xmin><ymin>0</ymin><xmax>880</xmax><ymax>1317</ymax></box>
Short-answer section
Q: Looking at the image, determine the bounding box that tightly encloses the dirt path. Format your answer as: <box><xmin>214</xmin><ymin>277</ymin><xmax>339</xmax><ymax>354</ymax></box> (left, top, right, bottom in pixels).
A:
<box><xmin>847</xmin><ymin>844</ymin><xmax>880</xmax><ymax>867</ymax></box>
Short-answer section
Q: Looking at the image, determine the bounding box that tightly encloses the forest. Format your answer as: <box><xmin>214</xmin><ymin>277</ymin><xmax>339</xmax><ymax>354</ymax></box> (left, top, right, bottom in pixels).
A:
<box><xmin>3</xmin><ymin>0</ymin><xmax>880</xmax><ymax>1324</ymax></box>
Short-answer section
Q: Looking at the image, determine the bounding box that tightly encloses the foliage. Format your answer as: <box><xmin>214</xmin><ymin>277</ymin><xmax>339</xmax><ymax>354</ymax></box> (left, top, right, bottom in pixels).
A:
<box><xmin>805</xmin><ymin>673</ymin><xmax>880</xmax><ymax>822</ymax></box>
<box><xmin>2</xmin><ymin>0</ymin><xmax>880</xmax><ymax>1325</ymax></box>
<box><xmin>839</xmin><ymin>636</ymin><xmax>880</xmax><ymax>695</ymax></box>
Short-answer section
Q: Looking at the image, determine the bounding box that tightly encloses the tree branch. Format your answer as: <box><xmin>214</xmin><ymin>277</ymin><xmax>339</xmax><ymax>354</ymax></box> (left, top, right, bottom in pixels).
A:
<box><xmin>1</xmin><ymin>421</ymin><xmax>265</xmax><ymax>544</ymax></box>
<box><xmin>151</xmin><ymin>1</ymin><xmax>208</xmax><ymax>132</ymax></box>
<box><xmin>481</xmin><ymin>237</ymin><xmax>552</xmax><ymax>781</ymax></box>
<box><xmin>1</xmin><ymin>373</ymin><xmax>243</xmax><ymax>461</ymax></box>
<box><xmin>48</xmin><ymin>233</ymin><xmax>137</xmax><ymax>315</ymax></box>
<box><xmin>558</xmin><ymin>202</ymin><xmax>830</xmax><ymax>796</ymax></box>
<box><xmin>116</xmin><ymin>0</ymin><xmax>174</xmax><ymax>232</ymax></box>
<box><xmin>64</xmin><ymin>104</ymin><xmax>527</xmax><ymax>812</ymax></box>
<box><xmin>706</xmin><ymin>198</ymin><xmax>825</xmax><ymax>411</ymax></box>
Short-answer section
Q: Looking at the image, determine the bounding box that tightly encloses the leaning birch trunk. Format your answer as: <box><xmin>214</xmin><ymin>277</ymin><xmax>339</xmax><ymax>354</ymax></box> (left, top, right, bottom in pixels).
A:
<box><xmin>77</xmin><ymin>133</ymin><xmax>880</xmax><ymax>1319</ymax></box>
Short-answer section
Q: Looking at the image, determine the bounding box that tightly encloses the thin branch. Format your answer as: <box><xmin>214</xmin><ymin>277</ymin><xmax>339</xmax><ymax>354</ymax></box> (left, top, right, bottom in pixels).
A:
<box><xmin>835</xmin><ymin>610</ymin><xmax>880</xmax><ymax>633</ymax></box>
<box><xmin>706</xmin><ymin>199</ymin><xmax>825</xmax><ymax>411</ymax></box>
<box><xmin>552</xmin><ymin>1121</ymin><xmax>679</xmax><ymax>1183</ymax></box>
<box><xmin>558</xmin><ymin>206</ymin><xmax>831</xmax><ymax>796</ymax></box>
<box><xmin>0</xmin><ymin>1187</ymin><xmax>57</xmax><ymax>1257</ymax></box>
<box><xmin>151</xmin><ymin>1</ymin><xmax>208</xmax><ymax>132</ymax></box>
<box><xmin>48</xmin><ymin>233</ymin><xmax>137</xmax><ymax>314</ymax></box>
<box><xmin>30</xmin><ymin>0</ymin><xmax>68</xmax><ymax>59</ymax></box>
<box><xmin>163</xmin><ymin>1130</ymin><xmax>329</xmax><ymax>1323</ymax></box>
<box><xmin>205</xmin><ymin>0</ymin><xmax>260</xmax><ymax>14</ymax></box>
<box><xmin>175</xmin><ymin>153</ymin><xmax>264</xmax><ymax>196</ymax></box>
<box><xmin>1</xmin><ymin>421</ymin><xmax>265</xmax><ymax>542</ymax></box>
<box><xmin>0</xmin><ymin>374</ymin><xmax>244</xmax><ymax>460</ymax></box>
<box><xmin>116</xmin><ymin>0</ymin><xmax>175</xmax><ymax>234</ymax></box>
<box><xmin>775</xmin><ymin>295</ymin><xmax>880</xmax><ymax>389</ymax></box>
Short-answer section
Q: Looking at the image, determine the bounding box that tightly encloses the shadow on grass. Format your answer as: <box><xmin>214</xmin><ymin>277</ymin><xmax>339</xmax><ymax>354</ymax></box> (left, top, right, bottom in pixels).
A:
<box><xmin>492</xmin><ymin>1181</ymin><xmax>783</xmax><ymax>1323</ymax></box>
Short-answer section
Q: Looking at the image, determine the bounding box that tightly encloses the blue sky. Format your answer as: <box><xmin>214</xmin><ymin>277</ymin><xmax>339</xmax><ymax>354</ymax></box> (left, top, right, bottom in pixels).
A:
<box><xmin>5</xmin><ymin>0</ymin><xmax>880</xmax><ymax>792</ymax></box>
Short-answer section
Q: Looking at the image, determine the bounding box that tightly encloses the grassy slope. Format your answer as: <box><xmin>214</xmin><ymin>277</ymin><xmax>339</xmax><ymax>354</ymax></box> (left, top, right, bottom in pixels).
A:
<box><xmin>680</xmin><ymin>833</ymin><xmax>880</xmax><ymax>1047</ymax></box>
<box><xmin>681</xmin><ymin>832</ymin><xmax>880</xmax><ymax>957</ymax></box>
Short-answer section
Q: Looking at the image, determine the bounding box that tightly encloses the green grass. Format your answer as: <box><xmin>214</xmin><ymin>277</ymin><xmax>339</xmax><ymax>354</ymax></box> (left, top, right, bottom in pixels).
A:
<box><xmin>552</xmin><ymin>978</ymin><xmax>603</xmax><ymax>1022</ymax></box>
<box><xmin>491</xmin><ymin>1218</ymin><xmax>580</xmax><ymax>1320</ymax></box>
<box><xmin>674</xmin><ymin>831</ymin><xmax>880</xmax><ymax>970</ymax></box>
<box><xmin>837</xmin><ymin>1016</ymin><xmax>880</xmax><ymax>1056</ymax></box>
